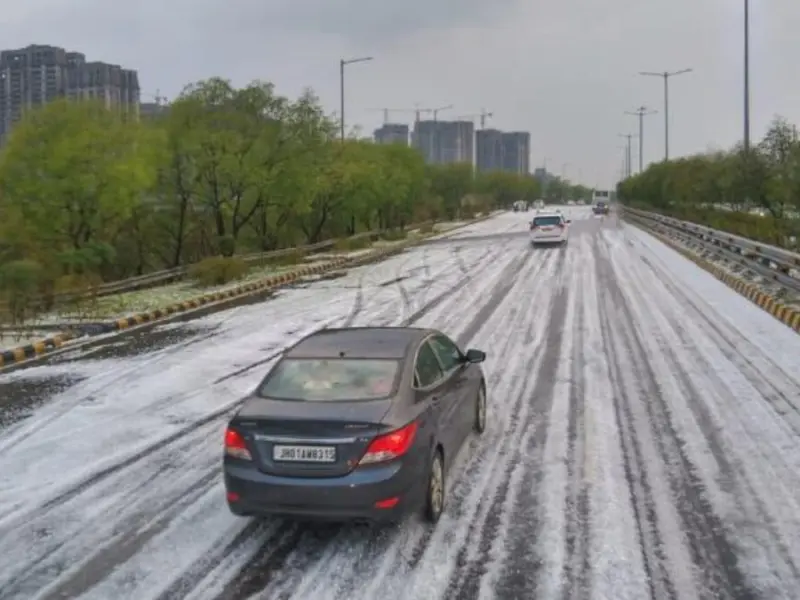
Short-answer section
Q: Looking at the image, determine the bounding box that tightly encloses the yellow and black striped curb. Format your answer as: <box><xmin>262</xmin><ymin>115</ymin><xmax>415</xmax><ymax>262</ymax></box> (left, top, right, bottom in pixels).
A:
<box><xmin>0</xmin><ymin>216</ymin><xmax>491</xmax><ymax>369</ymax></box>
<box><xmin>638</xmin><ymin>225</ymin><xmax>800</xmax><ymax>334</ymax></box>
<box><xmin>0</xmin><ymin>334</ymin><xmax>72</xmax><ymax>367</ymax></box>
<box><xmin>0</xmin><ymin>256</ymin><xmax>352</xmax><ymax>369</ymax></box>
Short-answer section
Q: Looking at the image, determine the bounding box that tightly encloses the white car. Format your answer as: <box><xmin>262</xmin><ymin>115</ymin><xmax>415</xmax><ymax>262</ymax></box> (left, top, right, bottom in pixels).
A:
<box><xmin>530</xmin><ymin>211</ymin><xmax>570</xmax><ymax>246</ymax></box>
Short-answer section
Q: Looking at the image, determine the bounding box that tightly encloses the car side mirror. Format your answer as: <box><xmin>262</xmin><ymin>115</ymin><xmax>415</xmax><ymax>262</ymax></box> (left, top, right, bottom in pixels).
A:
<box><xmin>464</xmin><ymin>349</ymin><xmax>486</xmax><ymax>363</ymax></box>
<box><xmin>565</xmin><ymin>219</ymin><xmax>571</xmax><ymax>223</ymax></box>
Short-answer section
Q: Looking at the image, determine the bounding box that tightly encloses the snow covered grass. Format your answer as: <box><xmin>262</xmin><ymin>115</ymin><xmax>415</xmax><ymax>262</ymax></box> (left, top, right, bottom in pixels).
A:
<box><xmin>0</xmin><ymin>219</ymin><xmax>476</xmax><ymax>351</ymax></box>
<box><xmin>32</xmin><ymin>262</ymin><xmax>299</xmax><ymax>325</ymax></box>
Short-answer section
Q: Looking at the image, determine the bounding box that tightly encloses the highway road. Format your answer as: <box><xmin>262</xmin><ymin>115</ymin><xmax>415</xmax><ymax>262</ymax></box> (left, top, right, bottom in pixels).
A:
<box><xmin>1</xmin><ymin>208</ymin><xmax>799</xmax><ymax>599</ymax></box>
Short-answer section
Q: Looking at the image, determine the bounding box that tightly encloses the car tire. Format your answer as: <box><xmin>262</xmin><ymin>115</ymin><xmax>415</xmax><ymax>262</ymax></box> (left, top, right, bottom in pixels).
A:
<box><xmin>474</xmin><ymin>384</ymin><xmax>487</xmax><ymax>434</ymax></box>
<box><xmin>424</xmin><ymin>450</ymin><xmax>445</xmax><ymax>524</ymax></box>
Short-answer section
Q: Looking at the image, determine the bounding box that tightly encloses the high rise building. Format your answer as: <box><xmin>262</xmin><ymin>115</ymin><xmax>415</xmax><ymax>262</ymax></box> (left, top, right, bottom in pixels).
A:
<box><xmin>438</xmin><ymin>120</ymin><xmax>474</xmax><ymax>164</ymax></box>
<box><xmin>412</xmin><ymin>120</ymin><xmax>474</xmax><ymax>164</ymax></box>
<box><xmin>412</xmin><ymin>119</ymin><xmax>437</xmax><ymax>163</ymax></box>
<box><xmin>374</xmin><ymin>123</ymin><xmax>409</xmax><ymax>145</ymax></box>
<box><xmin>501</xmin><ymin>131</ymin><xmax>530</xmax><ymax>174</ymax></box>
<box><xmin>0</xmin><ymin>44</ymin><xmax>140</xmax><ymax>142</ymax></box>
<box><xmin>476</xmin><ymin>129</ymin><xmax>531</xmax><ymax>174</ymax></box>
<box><xmin>475</xmin><ymin>128</ymin><xmax>505</xmax><ymax>172</ymax></box>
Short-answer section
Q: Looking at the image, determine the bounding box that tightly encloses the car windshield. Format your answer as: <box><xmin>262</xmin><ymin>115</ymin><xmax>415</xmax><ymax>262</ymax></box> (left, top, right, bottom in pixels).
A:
<box><xmin>533</xmin><ymin>216</ymin><xmax>561</xmax><ymax>226</ymax></box>
<box><xmin>257</xmin><ymin>358</ymin><xmax>400</xmax><ymax>401</ymax></box>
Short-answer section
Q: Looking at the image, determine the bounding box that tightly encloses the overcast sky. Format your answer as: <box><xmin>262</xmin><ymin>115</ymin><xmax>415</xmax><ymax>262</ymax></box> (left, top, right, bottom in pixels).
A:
<box><xmin>3</xmin><ymin>0</ymin><xmax>799</xmax><ymax>188</ymax></box>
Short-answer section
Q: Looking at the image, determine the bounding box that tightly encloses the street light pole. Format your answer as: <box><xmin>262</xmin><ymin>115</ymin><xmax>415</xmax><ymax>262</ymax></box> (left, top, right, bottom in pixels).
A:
<box><xmin>339</xmin><ymin>56</ymin><xmax>373</xmax><ymax>142</ymax></box>
<box><xmin>744</xmin><ymin>0</ymin><xmax>750</xmax><ymax>153</ymax></box>
<box><xmin>625</xmin><ymin>106</ymin><xmax>656</xmax><ymax>173</ymax></box>
<box><xmin>639</xmin><ymin>68</ymin><xmax>692</xmax><ymax>160</ymax></box>
<box><xmin>618</xmin><ymin>133</ymin><xmax>636</xmax><ymax>178</ymax></box>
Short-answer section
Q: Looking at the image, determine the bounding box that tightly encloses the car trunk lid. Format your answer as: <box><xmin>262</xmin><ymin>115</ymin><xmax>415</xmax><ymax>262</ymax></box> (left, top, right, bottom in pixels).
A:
<box><xmin>232</xmin><ymin>397</ymin><xmax>392</xmax><ymax>477</ymax></box>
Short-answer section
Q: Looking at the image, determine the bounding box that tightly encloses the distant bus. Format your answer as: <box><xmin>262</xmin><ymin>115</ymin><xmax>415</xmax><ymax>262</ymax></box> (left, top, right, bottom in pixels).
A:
<box><xmin>592</xmin><ymin>190</ymin><xmax>611</xmax><ymax>214</ymax></box>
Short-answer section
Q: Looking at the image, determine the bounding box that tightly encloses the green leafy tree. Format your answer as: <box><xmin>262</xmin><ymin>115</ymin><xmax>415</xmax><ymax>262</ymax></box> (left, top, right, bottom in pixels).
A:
<box><xmin>0</xmin><ymin>99</ymin><xmax>157</xmax><ymax>278</ymax></box>
<box><xmin>0</xmin><ymin>73</ymin><xmax>550</xmax><ymax>306</ymax></box>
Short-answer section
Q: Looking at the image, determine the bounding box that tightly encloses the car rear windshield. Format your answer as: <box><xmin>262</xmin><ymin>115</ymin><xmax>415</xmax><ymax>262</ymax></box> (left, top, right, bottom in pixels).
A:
<box><xmin>533</xmin><ymin>216</ymin><xmax>562</xmax><ymax>226</ymax></box>
<box><xmin>256</xmin><ymin>358</ymin><xmax>400</xmax><ymax>401</ymax></box>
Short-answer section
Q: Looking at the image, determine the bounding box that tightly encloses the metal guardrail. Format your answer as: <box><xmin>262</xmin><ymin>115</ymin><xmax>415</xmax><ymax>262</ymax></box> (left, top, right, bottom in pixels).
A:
<box><xmin>0</xmin><ymin>221</ymin><xmax>438</xmax><ymax>310</ymax></box>
<box><xmin>623</xmin><ymin>206</ymin><xmax>800</xmax><ymax>293</ymax></box>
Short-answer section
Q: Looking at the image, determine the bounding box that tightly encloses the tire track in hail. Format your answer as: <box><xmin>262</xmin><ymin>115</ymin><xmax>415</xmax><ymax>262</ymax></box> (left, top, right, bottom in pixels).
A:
<box><xmin>343</xmin><ymin>249</ymin><xmax>420</xmax><ymax>328</ymax></box>
<box><xmin>239</xmin><ymin>248</ymin><xmax>550</xmax><ymax>600</ymax></box>
<box><xmin>595</xmin><ymin>248</ymin><xmax>679</xmax><ymax>600</ymax></box>
<box><xmin>562</xmin><ymin>257</ymin><xmax>590</xmax><ymax>600</ymax></box>
<box><xmin>36</xmin><ymin>470</ymin><xmax>221</xmax><ymax>600</ymax></box>
<box><xmin>596</xmin><ymin>240</ymin><xmax>755</xmax><ymax>599</ymax></box>
<box><xmin>451</xmin><ymin>250</ymin><xmax>569</xmax><ymax>600</ymax></box>
<box><xmin>632</xmin><ymin>246</ymin><xmax>800</xmax><ymax>436</ymax></box>
<box><xmin>0</xmin><ymin>328</ymin><xmax>226</xmax><ymax>457</ymax></box>
<box><xmin>399</xmin><ymin>242</ymin><xmax>522</xmax><ymax>328</ymax></box>
<box><xmin>341</xmin><ymin>270</ymin><xmax>367</xmax><ymax>327</ymax></box>
<box><xmin>0</xmin><ymin>419</ymin><xmax>225</xmax><ymax>599</ymax></box>
<box><xmin>399</xmin><ymin>250</ymin><xmax>550</xmax><ymax>570</ymax></box>
<box><xmin>154</xmin><ymin>243</ymin><xmax>529</xmax><ymax>600</ymax></box>
<box><xmin>617</xmin><ymin>245</ymin><xmax>800</xmax><ymax>588</ymax></box>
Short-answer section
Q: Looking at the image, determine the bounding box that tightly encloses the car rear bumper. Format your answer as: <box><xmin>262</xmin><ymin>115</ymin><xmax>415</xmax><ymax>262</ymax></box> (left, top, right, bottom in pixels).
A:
<box><xmin>531</xmin><ymin>233</ymin><xmax>567</xmax><ymax>244</ymax></box>
<box><xmin>223</xmin><ymin>458</ymin><xmax>426</xmax><ymax>523</ymax></box>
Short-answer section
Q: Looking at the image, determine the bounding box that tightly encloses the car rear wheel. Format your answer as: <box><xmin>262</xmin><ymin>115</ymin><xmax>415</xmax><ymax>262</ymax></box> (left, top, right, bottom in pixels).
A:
<box><xmin>474</xmin><ymin>385</ymin><xmax>486</xmax><ymax>433</ymax></box>
<box><xmin>424</xmin><ymin>450</ymin><xmax>445</xmax><ymax>523</ymax></box>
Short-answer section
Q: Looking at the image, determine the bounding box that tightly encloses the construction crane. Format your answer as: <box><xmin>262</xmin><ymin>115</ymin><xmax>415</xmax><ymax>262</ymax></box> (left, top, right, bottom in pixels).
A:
<box><xmin>453</xmin><ymin>109</ymin><xmax>493</xmax><ymax>129</ymax></box>
<box><xmin>414</xmin><ymin>104</ymin><xmax>453</xmax><ymax>122</ymax></box>
<box><xmin>366</xmin><ymin>108</ymin><xmax>420</xmax><ymax>124</ymax></box>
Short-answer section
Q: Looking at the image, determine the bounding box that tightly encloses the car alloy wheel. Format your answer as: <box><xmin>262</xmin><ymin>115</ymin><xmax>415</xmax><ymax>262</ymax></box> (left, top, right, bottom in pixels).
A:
<box><xmin>425</xmin><ymin>452</ymin><xmax>445</xmax><ymax>523</ymax></box>
<box><xmin>474</xmin><ymin>386</ymin><xmax>486</xmax><ymax>433</ymax></box>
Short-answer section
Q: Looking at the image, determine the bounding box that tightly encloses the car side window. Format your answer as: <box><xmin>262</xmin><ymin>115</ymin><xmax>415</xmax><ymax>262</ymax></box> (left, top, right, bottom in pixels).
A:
<box><xmin>428</xmin><ymin>335</ymin><xmax>462</xmax><ymax>372</ymax></box>
<box><xmin>415</xmin><ymin>341</ymin><xmax>444</xmax><ymax>387</ymax></box>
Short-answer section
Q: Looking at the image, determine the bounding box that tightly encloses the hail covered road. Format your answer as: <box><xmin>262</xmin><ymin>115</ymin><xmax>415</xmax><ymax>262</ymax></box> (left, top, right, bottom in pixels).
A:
<box><xmin>1</xmin><ymin>208</ymin><xmax>800</xmax><ymax>600</ymax></box>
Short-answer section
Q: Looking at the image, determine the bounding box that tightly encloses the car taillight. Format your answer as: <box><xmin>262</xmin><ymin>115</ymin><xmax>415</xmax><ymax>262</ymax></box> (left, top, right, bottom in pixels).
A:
<box><xmin>558</xmin><ymin>223</ymin><xmax>565</xmax><ymax>229</ymax></box>
<box><xmin>359</xmin><ymin>421</ymin><xmax>418</xmax><ymax>465</ymax></box>
<box><xmin>224</xmin><ymin>428</ymin><xmax>252</xmax><ymax>460</ymax></box>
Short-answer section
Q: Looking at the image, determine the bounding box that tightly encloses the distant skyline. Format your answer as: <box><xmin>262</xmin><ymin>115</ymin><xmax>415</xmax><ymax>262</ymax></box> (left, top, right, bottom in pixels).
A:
<box><xmin>3</xmin><ymin>1</ymin><xmax>799</xmax><ymax>187</ymax></box>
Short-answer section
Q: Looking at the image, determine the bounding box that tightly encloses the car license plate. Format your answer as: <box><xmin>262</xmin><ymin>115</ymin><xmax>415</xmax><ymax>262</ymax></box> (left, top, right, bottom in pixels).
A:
<box><xmin>272</xmin><ymin>445</ymin><xmax>336</xmax><ymax>463</ymax></box>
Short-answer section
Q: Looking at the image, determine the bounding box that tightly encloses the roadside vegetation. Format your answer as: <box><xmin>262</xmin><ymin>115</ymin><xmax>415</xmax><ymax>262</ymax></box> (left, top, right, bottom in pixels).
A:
<box><xmin>617</xmin><ymin>117</ymin><xmax>800</xmax><ymax>250</ymax></box>
<box><xmin>0</xmin><ymin>77</ymin><xmax>588</xmax><ymax>328</ymax></box>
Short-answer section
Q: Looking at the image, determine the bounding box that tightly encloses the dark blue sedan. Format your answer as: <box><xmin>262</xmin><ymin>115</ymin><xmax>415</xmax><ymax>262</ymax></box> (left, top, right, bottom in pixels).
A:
<box><xmin>223</xmin><ymin>326</ymin><xmax>487</xmax><ymax>525</ymax></box>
